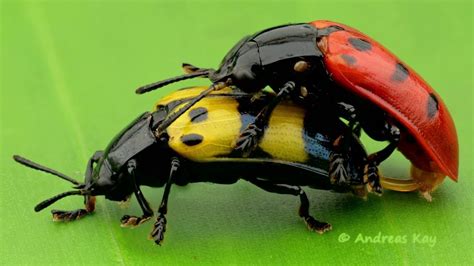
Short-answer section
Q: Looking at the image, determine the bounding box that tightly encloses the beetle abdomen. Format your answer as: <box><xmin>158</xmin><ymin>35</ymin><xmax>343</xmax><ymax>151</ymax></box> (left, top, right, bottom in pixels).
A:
<box><xmin>166</xmin><ymin>94</ymin><xmax>242</xmax><ymax>160</ymax></box>
<box><xmin>156</xmin><ymin>87</ymin><xmax>332</xmax><ymax>168</ymax></box>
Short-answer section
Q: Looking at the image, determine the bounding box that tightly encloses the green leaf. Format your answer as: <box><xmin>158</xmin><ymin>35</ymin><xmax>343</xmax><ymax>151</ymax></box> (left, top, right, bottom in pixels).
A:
<box><xmin>1</xmin><ymin>1</ymin><xmax>472</xmax><ymax>265</ymax></box>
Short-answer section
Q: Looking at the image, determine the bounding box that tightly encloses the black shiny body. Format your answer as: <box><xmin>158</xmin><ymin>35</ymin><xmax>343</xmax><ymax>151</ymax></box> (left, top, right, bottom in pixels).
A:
<box><xmin>209</xmin><ymin>23</ymin><xmax>400</xmax><ymax>143</ymax></box>
<box><xmin>210</xmin><ymin>24</ymin><xmax>330</xmax><ymax>96</ymax></box>
<box><xmin>14</xmin><ymin>89</ymin><xmax>371</xmax><ymax>244</ymax></box>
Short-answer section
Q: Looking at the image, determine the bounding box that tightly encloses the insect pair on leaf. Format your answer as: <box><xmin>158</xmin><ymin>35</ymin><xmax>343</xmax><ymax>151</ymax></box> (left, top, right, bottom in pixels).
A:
<box><xmin>13</xmin><ymin>20</ymin><xmax>458</xmax><ymax>245</ymax></box>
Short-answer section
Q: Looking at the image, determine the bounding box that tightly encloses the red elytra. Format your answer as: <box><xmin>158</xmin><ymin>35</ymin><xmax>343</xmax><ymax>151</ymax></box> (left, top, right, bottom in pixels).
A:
<box><xmin>309</xmin><ymin>20</ymin><xmax>458</xmax><ymax>181</ymax></box>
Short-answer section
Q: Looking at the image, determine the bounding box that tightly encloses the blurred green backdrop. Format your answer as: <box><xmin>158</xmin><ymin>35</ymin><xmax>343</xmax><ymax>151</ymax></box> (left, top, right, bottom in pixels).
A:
<box><xmin>1</xmin><ymin>0</ymin><xmax>472</xmax><ymax>265</ymax></box>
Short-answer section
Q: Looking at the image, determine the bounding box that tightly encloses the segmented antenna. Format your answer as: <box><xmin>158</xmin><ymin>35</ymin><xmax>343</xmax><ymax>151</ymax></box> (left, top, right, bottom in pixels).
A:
<box><xmin>136</xmin><ymin>71</ymin><xmax>210</xmax><ymax>94</ymax></box>
<box><xmin>34</xmin><ymin>190</ymin><xmax>84</xmax><ymax>212</ymax></box>
<box><xmin>13</xmin><ymin>155</ymin><xmax>81</xmax><ymax>185</ymax></box>
<box><xmin>156</xmin><ymin>81</ymin><xmax>228</xmax><ymax>135</ymax></box>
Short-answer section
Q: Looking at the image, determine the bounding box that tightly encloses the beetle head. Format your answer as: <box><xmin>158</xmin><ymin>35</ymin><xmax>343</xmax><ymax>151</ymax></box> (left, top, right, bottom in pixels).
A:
<box><xmin>85</xmin><ymin>156</ymin><xmax>132</xmax><ymax>201</ymax></box>
<box><xmin>82</xmin><ymin>111</ymin><xmax>165</xmax><ymax>201</ymax></box>
<box><xmin>13</xmin><ymin>111</ymin><xmax>166</xmax><ymax>211</ymax></box>
<box><xmin>209</xmin><ymin>37</ymin><xmax>265</xmax><ymax>92</ymax></box>
<box><xmin>13</xmin><ymin>152</ymin><xmax>135</xmax><ymax>212</ymax></box>
<box><xmin>88</xmin><ymin>110</ymin><xmax>167</xmax><ymax>197</ymax></box>
<box><xmin>13</xmin><ymin>149</ymin><xmax>141</xmax><ymax>212</ymax></box>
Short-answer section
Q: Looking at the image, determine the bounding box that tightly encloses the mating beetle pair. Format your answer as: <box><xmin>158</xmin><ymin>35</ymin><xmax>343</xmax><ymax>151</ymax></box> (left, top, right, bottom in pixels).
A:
<box><xmin>14</xmin><ymin>87</ymin><xmax>427</xmax><ymax>244</ymax></box>
<box><xmin>138</xmin><ymin>20</ymin><xmax>458</xmax><ymax>195</ymax></box>
<box><xmin>14</xmin><ymin>20</ymin><xmax>458</xmax><ymax>245</ymax></box>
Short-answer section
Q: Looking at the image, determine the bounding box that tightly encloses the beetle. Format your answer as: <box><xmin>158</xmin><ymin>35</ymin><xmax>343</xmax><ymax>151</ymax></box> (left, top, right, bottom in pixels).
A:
<box><xmin>13</xmin><ymin>86</ymin><xmax>426</xmax><ymax>245</ymax></box>
<box><xmin>135</xmin><ymin>20</ymin><xmax>458</xmax><ymax>194</ymax></box>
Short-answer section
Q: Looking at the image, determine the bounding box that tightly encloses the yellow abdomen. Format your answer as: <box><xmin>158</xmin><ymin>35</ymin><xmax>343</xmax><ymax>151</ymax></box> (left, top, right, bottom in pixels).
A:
<box><xmin>154</xmin><ymin>87</ymin><xmax>309</xmax><ymax>163</ymax></box>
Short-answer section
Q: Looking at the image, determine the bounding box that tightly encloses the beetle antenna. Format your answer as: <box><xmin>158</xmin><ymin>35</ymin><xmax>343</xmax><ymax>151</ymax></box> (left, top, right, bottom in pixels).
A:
<box><xmin>34</xmin><ymin>190</ymin><xmax>84</xmax><ymax>212</ymax></box>
<box><xmin>182</xmin><ymin>63</ymin><xmax>212</xmax><ymax>74</ymax></box>
<box><xmin>156</xmin><ymin>81</ymin><xmax>229</xmax><ymax>135</ymax></box>
<box><xmin>13</xmin><ymin>155</ymin><xmax>82</xmax><ymax>186</ymax></box>
<box><xmin>135</xmin><ymin>71</ymin><xmax>211</xmax><ymax>95</ymax></box>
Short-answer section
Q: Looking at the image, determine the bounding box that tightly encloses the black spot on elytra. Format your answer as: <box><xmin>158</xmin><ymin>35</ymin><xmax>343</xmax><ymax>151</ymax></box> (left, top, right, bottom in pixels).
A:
<box><xmin>427</xmin><ymin>93</ymin><xmax>439</xmax><ymax>118</ymax></box>
<box><xmin>181</xmin><ymin>134</ymin><xmax>203</xmax><ymax>146</ymax></box>
<box><xmin>341</xmin><ymin>54</ymin><xmax>356</xmax><ymax>66</ymax></box>
<box><xmin>348</xmin><ymin>37</ymin><xmax>372</xmax><ymax>51</ymax></box>
<box><xmin>391</xmin><ymin>62</ymin><xmax>409</xmax><ymax>82</ymax></box>
<box><xmin>189</xmin><ymin>107</ymin><xmax>208</xmax><ymax>123</ymax></box>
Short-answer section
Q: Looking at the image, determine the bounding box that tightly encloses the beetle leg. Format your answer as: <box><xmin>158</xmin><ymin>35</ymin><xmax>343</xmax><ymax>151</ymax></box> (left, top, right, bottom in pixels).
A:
<box><xmin>368</xmin><ymin>124</ymin><xmax>401</xmax><ymax>164</ymax></box>
<box><xmin>234</xmin><ymin>81</ymin><xmax>296</xmax><ymax>157</ymax></box>
<box><xmin>298</xmin><ymin>187</ymin><xmax>332</xmax><ymax>234</ymax></box>
<box><xmin>246</xmin><ymin>178</ymin><xmax>332</xmax><ymax>234</ymax></box>
<box><xmin>329</xmin><ymin>154</ymin><xmax>349</xmax><ymax>187</ymax></box>
<box><xmin>120</xmin><ymin>159</ymin><xmax>153</xmax><ymax>227</ymax></box>
<box><xmin>50</xmin><ymin>151</ymin><xmax>103</xmax><ymax>222</ymax></box>
<box><xmin>365</xmin><ymin>162</ymin><xmax>382</xmax><ymax>195</ymax></box>
<box><xmin>366</xmin><ymin>124</ymin><xmax>400</xmax><ymax>194</ymax></box>
<box><xmin>329</xmin><ymin>135</ymin><xmax>356</xmax><ymax>186</ymax></box>
<box><xmin>353</xmin><ymin>123</ymin><xmax>362</xmax><ymax>138</ymax></box>
<box><xmin>150</xmin><ymin>157</ymin><xmax>180</xmax><ymax>245</ymax></box>
<box><xmin>51</xmin><ymin>209</ymin><xmax>89</xmax><ymax>222</ymax></box>
<box><xmin>329</xmin><ymin>134</ymin><xmax>372</xmax><ymax>198</ymax></box>
<box><xmin>335</xmin><ymin>102</ymin><xmax>363</xmax><ymax>139</ymax></box>
<box><xmin>83</xmin><ymin>150</ymin><xmax>103</xmax><ymax>186</ymax></box>
<box><xmin>334</xmin><ymin>101</ymin><xmax>388</xmax><ymax>195</ymax></box>
<box><xmin>337</xmin><ymin>102</ymin><xmax>358</xmax><ymax>123</ymax></box>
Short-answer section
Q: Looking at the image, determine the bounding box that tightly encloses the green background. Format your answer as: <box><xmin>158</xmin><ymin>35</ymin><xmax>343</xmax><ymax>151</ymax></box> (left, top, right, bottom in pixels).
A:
<box><xmin>1</xmin><ymin>0</ymin><xmax>472</xmax><ymax>264</ymax></box>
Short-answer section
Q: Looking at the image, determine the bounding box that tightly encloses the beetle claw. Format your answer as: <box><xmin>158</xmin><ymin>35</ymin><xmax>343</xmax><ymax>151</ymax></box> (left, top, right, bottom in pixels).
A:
<box><xmin>51</xmin><ymin>209</ymin><xmax>88</xmax><ymax>222</ymax></box>
<box><xmin>120</xmin><ymin>215</ymin><xmax>151</xmax><ymax>228</ymax></box>
<box><xmin>329</xmin><ymin>152</ymin><xmax>349</xmax><ymax>186</ymax></box>
<box><xmin>304</xmin><ymin>216</ymin><xmax>332</xmax><ymax>234</ymax></box>
<box><xmin>365</xmin><ymin>164</ymin><xmax>383</xmax><ymax>195</ymax></box>
<box><xmin>149</xmin><ymin>214</ymin><xmax>167</xmax><ymax>245</ymax></box>
<box><xmin>421</xmin><ymin>191</ymin><xmax>433</xmax><ymax>202</ymax></box>
<box><xmin>234</xmin><ymin>124</ymin><xmax>262</xmax><ymax>157</ymax></box>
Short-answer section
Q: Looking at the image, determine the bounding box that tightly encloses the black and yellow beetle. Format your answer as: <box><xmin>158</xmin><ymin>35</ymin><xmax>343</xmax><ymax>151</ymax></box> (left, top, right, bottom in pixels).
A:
<box><xmin>13</xmin><ymin>87</ymin><xmax>420</xmax><ymax>245</ymax></box>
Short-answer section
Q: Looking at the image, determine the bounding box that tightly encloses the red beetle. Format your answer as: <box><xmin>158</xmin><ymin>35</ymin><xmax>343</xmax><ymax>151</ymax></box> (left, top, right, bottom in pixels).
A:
<box><xmin>136</xmin><ymin>20</ymin><xmax>458</xmax><ymax>198</ymax></box>
<box><xmin>311</xmin><ymin>20</ymin><xmax>458</xmax><ymax>199</ymax></box>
